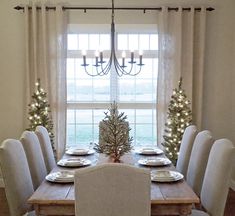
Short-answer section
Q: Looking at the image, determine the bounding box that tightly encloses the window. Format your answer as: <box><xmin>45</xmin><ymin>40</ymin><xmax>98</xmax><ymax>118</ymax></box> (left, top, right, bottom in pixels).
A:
<box><xmin>66</xmin><ymin>25</ymin><xmax>158</xmax><ymax>148</ymax></box>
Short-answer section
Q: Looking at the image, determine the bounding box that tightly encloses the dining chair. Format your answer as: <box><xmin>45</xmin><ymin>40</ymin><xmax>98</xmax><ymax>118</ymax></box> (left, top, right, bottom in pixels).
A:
<box><xmin>176</xmin><ymin>125</ymin><xmax>197</xmax><ymax>177</ymax></box>
<box><xmin>20</xmin><ymin>130</ymin><xmax>47</xmax><ymax>190</ymax></box>
<box><xmin>186</xmin><ymin>130</ymin><xmax>214</xmax><ymax>196</ymax></box>
<box><xmin>191</xmin><ymin>139</ymin><xmax>235</xmax><ymax>216</ymax></box>
<box><xmin>35</xmin><ymin>125</ymin><xmax>56</xmax><ymax>173</ymax></box>
<box><xmin>0</xmin><ymin>139</ymin><xmax>35</xmax><ymax>216</ymax></box>
<box><xmin>74</xmin><ymin>163</ymin><xmax>151</xmax><ymax>216</ymax></box>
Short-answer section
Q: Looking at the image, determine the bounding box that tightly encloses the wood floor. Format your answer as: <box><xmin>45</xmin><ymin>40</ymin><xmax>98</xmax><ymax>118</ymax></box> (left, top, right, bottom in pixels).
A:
<box><xmin>0</xmin><ymin>187</ymin><xmax>234</xmax><ymax>216</ymax></box>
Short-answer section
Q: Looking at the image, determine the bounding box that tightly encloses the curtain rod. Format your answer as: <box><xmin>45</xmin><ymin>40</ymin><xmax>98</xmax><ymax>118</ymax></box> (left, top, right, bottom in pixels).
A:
<box><xmin>14</xmin><ymin>5</ymin><xmax>215</xmax><ymax>12</ymax></box>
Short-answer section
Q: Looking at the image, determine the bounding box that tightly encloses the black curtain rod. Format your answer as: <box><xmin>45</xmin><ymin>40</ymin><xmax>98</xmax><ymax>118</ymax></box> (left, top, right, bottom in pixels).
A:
<box><xmin>14</xmin><ymin>5</ymin><xmax>215</xmax><ymax>12</ymax></box>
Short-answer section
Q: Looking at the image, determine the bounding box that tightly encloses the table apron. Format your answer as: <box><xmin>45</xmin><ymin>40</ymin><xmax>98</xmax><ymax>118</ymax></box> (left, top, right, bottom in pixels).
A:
<box><xmin>34</xmin><ymin>203</ymin><xmax>193</xmax><ymax>216</ymax></box>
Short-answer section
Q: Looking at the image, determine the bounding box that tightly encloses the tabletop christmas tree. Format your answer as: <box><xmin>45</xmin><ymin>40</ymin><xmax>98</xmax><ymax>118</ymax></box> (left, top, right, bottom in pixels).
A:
<box><xmin>27</xmin><ymin>79</ymin><xmax>55</xmax><ymax>154</ymax></box>
<box><xmin>94</xmin><ymin>101</ymin><xmax>133</xmax><ymax>162</ymax></box>
<box><xmin>162</xmin><ymin>77</ymin><xmax>192</xmax><ymax>165</ymax></box>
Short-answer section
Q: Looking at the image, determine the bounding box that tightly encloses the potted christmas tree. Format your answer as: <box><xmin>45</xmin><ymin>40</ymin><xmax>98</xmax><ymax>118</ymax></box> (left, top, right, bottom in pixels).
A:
<box><xmin>94</xmin><ymin>101</ymin><xmax>133</xmax><ymax>162</ymax></box>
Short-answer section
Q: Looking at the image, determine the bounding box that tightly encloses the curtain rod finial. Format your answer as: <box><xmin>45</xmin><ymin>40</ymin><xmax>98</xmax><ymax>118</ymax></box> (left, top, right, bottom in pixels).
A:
<box><xmin>14</xmin><ymin>5</ymin><xmax>23</xmax><ymax>10</ymax></box>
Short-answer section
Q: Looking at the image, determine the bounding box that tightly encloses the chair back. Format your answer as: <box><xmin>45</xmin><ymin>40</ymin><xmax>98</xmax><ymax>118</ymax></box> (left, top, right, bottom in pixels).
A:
<box><xmin>20</xmin><ymin>131</ymin><xmax>47</xmax><ymax>190</ymax></box>
<box><xmin>186</xmin><ymin>130</ymin><xmax>214</xmax><ymax>196</ymax></box>
<box><xmin>200</xmin><ymin>139</ymin><xmax>235</xmax><ymax>216</ymax></box>
<box><xmin>75</xmin><ymin>163</ymin><xmax>151</xmax><ymax>216</ymax></box>
<box><xmin>35</xmin><ymin>126</ymin><xmax>56</xmax><ymax>173</ymax></box>
<box><xmin>0</xmin><ymin>139</ymin><xmax>34</xmax><ymax>216</ymax></box>
<box><xmin>176</xmin><ymin>125</ymin><xmax>197</xmax><ymax>176</ymax></box>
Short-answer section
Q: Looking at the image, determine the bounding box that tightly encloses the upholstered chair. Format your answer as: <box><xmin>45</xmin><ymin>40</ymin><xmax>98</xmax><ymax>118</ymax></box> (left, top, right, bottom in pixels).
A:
<box><xmin>74</xmin><ymin>163</ymin><xmax>151</xmax><ymax>216</ymax></box>
<box><xmin>191</xmin><ymin>139</ymin><xmax>235</xmax><ymax>216</ymax></box>
<box><xmin>0</xmin><ymin>139</ymin><xmax>35</xmax><ymax>216</ymax></box>
<box><xmin>186</xmin><ymin>130</ymin><xmax>214</xmax><ymax>196</ymax></box>
<box><xmin>35</xmin><ymin>126</ymin><xmax>56</xmax><ymax>173</ymax></box>
<box><xmin>20</xmin><ymin>131</ymin><xmax>47</xmax><ymax>190</ymax></box>
<box><xmin>176</xmin><ymin>125</ymin><xmax>197</xmax><ymax>177</ymax></box>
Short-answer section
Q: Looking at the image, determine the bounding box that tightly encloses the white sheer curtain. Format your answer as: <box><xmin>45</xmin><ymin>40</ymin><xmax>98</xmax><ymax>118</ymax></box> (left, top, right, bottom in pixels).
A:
<box><xmin>157</xmin><ymin>6</ymin><xmax>207</xmax><ymax>145</ymax></box>
<box><xmin>24</xmin><ymin>3</ymin><xmax>67</xmax><ymax>159</ymax></box>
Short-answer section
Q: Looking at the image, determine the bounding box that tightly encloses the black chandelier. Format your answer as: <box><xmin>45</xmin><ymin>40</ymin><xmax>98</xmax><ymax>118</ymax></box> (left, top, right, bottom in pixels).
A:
<box><xmin>81</xmin><ymin>0</ymin><xmax>144</xmax><ymax>77</ymax></box>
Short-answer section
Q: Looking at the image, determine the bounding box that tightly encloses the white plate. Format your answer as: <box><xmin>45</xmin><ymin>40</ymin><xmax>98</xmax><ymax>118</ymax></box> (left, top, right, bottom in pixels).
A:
<box><xmin>46</xmin><ymin>171</ymin><xmax>74</xmax><ymax>183</ymax></box>
<box><xmin>151</xmin><ymin>170</ymin><xmax>184</xmax><ymax>182</ymax></box>
<box><xmin>138</xmin><ymin>158</ymin><xmax>171</xmax><ymax>166</ymax></box>
<box><xmin>65</xmin><ymin>148</ymin><xmax>95</xmax><ymax>156</ymax></box>
<box><xmin>57</xmin><ymin>158</ymin><xmax>91</xmax><ymax>167</ymax></box>
<box><xmin>135</xmin><ymin>147</ymin><xmax>163</xmax><ymax>155</ymax></box>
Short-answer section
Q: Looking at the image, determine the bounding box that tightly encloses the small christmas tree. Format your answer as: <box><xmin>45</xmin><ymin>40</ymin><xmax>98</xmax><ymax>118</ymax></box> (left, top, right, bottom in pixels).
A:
<box><xmin>27</xmin><ymin>79</ymin><xmax>55</xmax><ymax>154</ymax></box>
<box><xmin>162</xmin><ymin>77</ymin><xmax>192</xmax><ymax>165</ymax></box>
<box><xmin>94</xmin><ymin>101</ymin><xmax>133</xmax><ymax>162</ymax></box>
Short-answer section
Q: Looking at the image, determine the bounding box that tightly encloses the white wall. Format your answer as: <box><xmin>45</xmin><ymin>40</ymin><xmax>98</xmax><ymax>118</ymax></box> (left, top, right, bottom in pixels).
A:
<box><xmin>0</xmin><ymin>0</ymin><xmax>234</xmax><ymax>185</ymax></box>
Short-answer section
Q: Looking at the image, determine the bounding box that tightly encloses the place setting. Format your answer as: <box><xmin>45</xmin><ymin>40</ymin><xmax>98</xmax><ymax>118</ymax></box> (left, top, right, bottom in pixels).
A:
<box><xmin>65</xmin><ymin>143</ymin><xmax>96</xmax><ymax>156</ymax></box>
<box><xmin>45</xmin><ymin>170</ymin><xmax>75</xmax><ymax>183</ymax></box>
<box><xmin>57</xmin><ymin>157</ymin><xmax>92</xmax><ymax>167</ymax></box>
<box><xmin>151</xmin><ymin>170</ymin><xmax>184</xmax><ymax>183</ymax></box>
<box><xmin>138</xmin><ymin>157</ymin><xmax>171</xmax><ymax>167</ymax></box>
<box><xmin>135</xmin><ymin>146</ymin><xmax>164</xmax><ymax>155</ymax></box>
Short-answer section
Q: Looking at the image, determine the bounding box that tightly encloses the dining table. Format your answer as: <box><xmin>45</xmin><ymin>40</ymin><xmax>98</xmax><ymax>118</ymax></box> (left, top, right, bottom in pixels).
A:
<box><xmin>28</xmin><ymin>150</ymin><xmax>199</xmax><ymax>216</ymax></box>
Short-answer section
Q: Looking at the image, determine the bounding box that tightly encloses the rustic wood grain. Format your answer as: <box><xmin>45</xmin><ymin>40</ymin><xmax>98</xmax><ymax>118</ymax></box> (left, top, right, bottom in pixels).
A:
<box><xmin>28</xmin><ymin>152</ymin><xmax>200</xmax><ymax>216</ymax></box>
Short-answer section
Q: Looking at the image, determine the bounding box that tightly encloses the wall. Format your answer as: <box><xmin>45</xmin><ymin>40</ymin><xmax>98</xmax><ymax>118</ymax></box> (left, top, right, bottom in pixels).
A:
<box><xmin>0</xmin><ymin>0</ymin><xmax>234</xmax><ymax>186</ymax></box>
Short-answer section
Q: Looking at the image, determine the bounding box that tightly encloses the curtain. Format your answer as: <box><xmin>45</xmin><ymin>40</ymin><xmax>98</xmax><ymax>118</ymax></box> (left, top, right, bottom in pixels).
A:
<box><xmin>157</xmin><ymin>6</ymin><xmax>207</xmax><ymax>145</ymax></box>
<box><xmin>24</xmin><ymin>3</ymin><xmax>67</xmax><ymax>159</ymax></box>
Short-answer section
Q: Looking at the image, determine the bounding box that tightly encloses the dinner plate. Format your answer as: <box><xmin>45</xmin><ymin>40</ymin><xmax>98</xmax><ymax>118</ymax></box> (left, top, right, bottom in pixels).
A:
<box><xmin>46</xmin><ymin>171</ymin><xmax>74</xmax><ymax>183</ymax></box>
<box><xmin>138</xmin><ymin>158</ymin><xmax>171</xmax><ymax>166</ymax></box>
<box><xmin>57</xmin><ymin>158</ymin><xmax>91</xmax><ymax>167</ymax></box>
<box><xmin>151</xmin><ymin>170</ymin><xmax>184</xmax><ymax>182</ymax></box>
<box><xmin>135</xmin><ymin>147</ymin><xmax>163</xmax><ymax>155</ymax></box>
<box><xmin>65</xmin><ymin>148</ymin><xmax>95</xmax><ymax>156</ymax></box>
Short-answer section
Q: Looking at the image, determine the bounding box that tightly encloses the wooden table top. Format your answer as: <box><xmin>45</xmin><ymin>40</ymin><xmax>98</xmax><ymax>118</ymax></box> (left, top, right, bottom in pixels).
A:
<box><xmin>28</xmin><ymin>152</ymin><xmax>199</xmax><ymax>206</ymax></box>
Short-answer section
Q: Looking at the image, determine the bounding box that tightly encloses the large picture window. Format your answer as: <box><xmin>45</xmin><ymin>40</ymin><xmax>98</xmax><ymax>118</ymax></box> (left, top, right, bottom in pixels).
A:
<box><xmin>66</xmin><ymin>25</ymin><xmax>158</xmax><ymax>148</ymax></box>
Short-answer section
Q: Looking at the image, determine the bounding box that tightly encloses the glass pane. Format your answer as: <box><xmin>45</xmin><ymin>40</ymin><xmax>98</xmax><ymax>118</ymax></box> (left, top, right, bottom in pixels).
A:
<box><xmin>139</xmin><ymin>34</ymin><xmax>149</xmax><ymax>50</ymax></box>
<box><xmin>93</xmin><ymin>79</ymin><xmax>110</xmax><ymax>101</ymax></box>
<box><xmin>66</xmin><ymin>124</ymin><xmax>76</xmax><ymax>147</ymax></box>
<box><xmin>76</xmin><ymin>110</ymin><xmax>92</xmax><ymax>124</ymax></box>
<box><xmin>135</xmin><ymin>80</ymin><xmax>153</xmax><ymax>102</ymax></box>
<box><xmin>150</xmin><ymin>34</ymin><xmax>158</xmax><ymax>50</ymax></box>
<box><xmin>76</xmin><ymin>125</ymin><xmax>93</xmax><ymax>146</ymax></box>
<box><xmin>67</xmin><ymin>110</ymin><xmax>75</xmax><ymax>124</ymax></box>
<box><xmin>120</xmin><ymin>109</ymin><xmax>135</xmax><ymax>124</ymax></box>
<box><xmin>94</xmin><ymin>124</ymin><xmax>99</xmax><ymax>143</ymax></box>
<box><xmin>67</xmin><ymin>34</ymin><xmax>78</xmax><ymax>50</ymax></box>
<box><xmin>136</xmin><ymin>109</ymin><xmax>152</xmax><ymax>123</ymax></box>
<box><xmin>67</xmin><ymin>58</ymin><xmax>75</xmax><ymax>79</ymax></box>
<box><xmin>94</xmin><ymin>109</ymin><xmax>106</xmax><ymax>124</ymax></box>
<box><xmin>119</xmin><ymin>79</ymin><xmax>135</xmax><ymax>102</ymax></box>
<box><xmin>100</xmin><ymin>34</ymin><xmax>110</xmax><ymax>50</ymax></box>
<box><xmin>76</xmin><ymin>79</ymin><xmax>92</xmax><ymax>101</ymax></box>
<box><xmin>89</xmin><ymin>34</ymin><xmax>100</xmax><ymax>50</ymax></box>
<box><xmin>75</xmin><ymin>58</ymin><xmax>92</xmax><ymax>79</ymax></box>
<box><xmin>137</xmin><ymin>59</ymin><xmax>153</xmax><ymax>79</ymax></box>
<box><xmin>67</xmin><ymin>80</ymin><xmax>76</xmax><ymax>101</ymax></box>
<box><xmin>128</xmin><ymin>34</ymin><xmax>138</xmax><ymax>50</ymax></box>
<box><xmin>117</xmin><ymin>34</ymin><xmax>128</xmax><ymax>50</ymax></box>
<box><xmin>78</xmin><ymin>34</ymin><xmax>89</xmax><ymax>50</ymax></box>
<box><xmin>136</xmin><ymin>124</ymin><xmax>153</xmax><ymax>146</ymax></box>
<box><xmin>153</xmin><ymin>58</ymin><xmax>158</xmax><ymax>79</ymax></box>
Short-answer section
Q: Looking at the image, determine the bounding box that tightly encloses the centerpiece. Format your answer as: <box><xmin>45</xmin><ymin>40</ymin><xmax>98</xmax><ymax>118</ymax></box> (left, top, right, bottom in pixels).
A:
<box><xmin>94</xmin><ymin>101</ymin><xmax>133</xmax><ymax>162</ymax></box>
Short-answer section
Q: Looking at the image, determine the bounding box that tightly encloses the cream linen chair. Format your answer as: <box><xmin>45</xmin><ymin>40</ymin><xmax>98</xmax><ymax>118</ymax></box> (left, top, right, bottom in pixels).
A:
<box><xmin>35</xmin><ymin>126</ymin><xmax>56</xmax><ymax>173</ymax></box>
<box><xmin>75</xmin><ymin>163</ymin><xmax>151</xmax><ymax>216</ymax></box>
<box><xmin>191</xmin><ymin>139</ymin><xmax>235</xmax><ymax>216</ymax></box>
<box><xmin>176</xmin><ymin>125</ymin><xmax>197</xmax><ymax>177</ymax></box>
<box><xmin>186</xmin><ymin>130</ymin><xmax>214</xmax><ymax>196</ymax></box>
<box><xmin>0</xmin><ymin>139</ymin><xmax>35</xmax><ymax>216</ymax></box>
<box><xmin>20</xmin><ymin>131</ymin><xmax>47</xmax><ymax>190</ymax></box>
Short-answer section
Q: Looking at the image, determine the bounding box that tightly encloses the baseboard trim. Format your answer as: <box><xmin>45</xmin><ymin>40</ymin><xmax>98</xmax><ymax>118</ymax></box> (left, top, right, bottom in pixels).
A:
<box><xmin>0</xmin><ymin>178</ymin><xmax>5</xmax><ymax>188</ymax></box>
<box><xmin>230</xmin><ymin>179</ymin><xmax>235</xmax><ymax>191</ymax></box>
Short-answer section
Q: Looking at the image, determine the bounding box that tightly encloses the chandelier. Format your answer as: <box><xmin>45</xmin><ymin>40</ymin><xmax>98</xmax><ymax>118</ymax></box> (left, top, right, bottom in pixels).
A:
<box><xmin>81</xmin><ymin>0</ymin><xmax>144</xmax><ymax>77</ymax></box>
